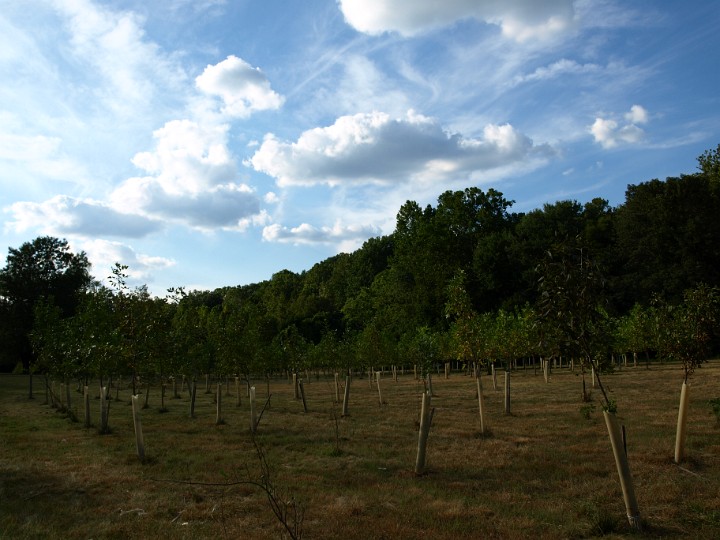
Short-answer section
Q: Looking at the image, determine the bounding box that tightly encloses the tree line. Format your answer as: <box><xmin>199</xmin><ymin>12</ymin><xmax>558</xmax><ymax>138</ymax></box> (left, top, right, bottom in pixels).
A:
<box><xmin>2</xmin><ymin>145</ymin><xmax>720</xmax><ymax>383</ymax></box>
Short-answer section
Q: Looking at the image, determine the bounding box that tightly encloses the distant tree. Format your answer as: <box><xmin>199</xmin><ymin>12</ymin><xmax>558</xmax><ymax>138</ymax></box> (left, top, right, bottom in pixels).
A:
<box><xmin>697</xmin><ymin>143</ymin><xmax>720</xmax><ymax>182</ymax></box>
<box><xmin>615</xmin><ymin>174</ymin><xmax>720</xmax><ymax>308</ymax></box>
<box><xmin>0</xmin><ymin>237</ymin><xmax>93</xmax><ymax>372</ymax></box>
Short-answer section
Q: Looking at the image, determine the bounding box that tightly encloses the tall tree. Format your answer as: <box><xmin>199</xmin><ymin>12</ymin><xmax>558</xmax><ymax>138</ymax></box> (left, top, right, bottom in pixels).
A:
<box><xmin>615</xmin><ymin>174</ymin><xmax>720</xmax><ymax>307</ymax></box>
<box><xmin>0</xmin><ymin>237</ymin><xmax>93</xmax><ymax>371</ymax></box>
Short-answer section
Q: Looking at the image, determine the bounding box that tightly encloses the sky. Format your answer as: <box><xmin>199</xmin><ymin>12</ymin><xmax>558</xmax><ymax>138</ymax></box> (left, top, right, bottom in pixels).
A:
<box><xmin>1</xmin><ymin>0</ymin><xmax>719</xmax><ymax>295</ymax></box>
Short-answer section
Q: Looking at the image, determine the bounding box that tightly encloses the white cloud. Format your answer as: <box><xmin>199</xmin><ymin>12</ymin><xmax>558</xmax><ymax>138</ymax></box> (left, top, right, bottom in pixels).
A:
<box><xmin>110</xmin><ymin>119</ymin><xmax>263</xmax><ymax>231</ymax></box>
<box><xmin>338</xmin><ymin>0</ymin><xmax>575</xmax><ymax>42</ymax></box>
<box><xmin>195</xmin><ymin>55</ymin><xmax>284</xmax><ymax>118</ymax></box>
<box><xmin>264</xmin><ymin>192</ymin><xmax>280</xmax><ymax>204</ymax></box>
<box><xmin>50</xmin><ymin>0</ymin><xmax>187</xmax><ymax>117</ymax></box>
<box><xmin>512</xmin><ymin>59</ymin><xmax>601</xmax><ymax>86</ymax></box>
<box><xmin>113</xmin><ymin>179</ymin><xmax>260</xmax><ymax>230</ymax></box>
<box><xmin>128</xmin><ymin>120</ymin><xmax>236</xmax><ymax>194</ymax></box>
<box><xmin>262</xmin><ymin>220</ymin><xmax>381</xmax><ymax>251</ymax></box>
<box><xmin>79</xmin><ymin>238</ymin><xmax>175</xmax><ymax>285</ymax></box>
<box><xmin>5</xmin><ymin>195</ymin><xmax>161</xmax><ymax>238</ymax></box>
<box><xmin>625</xmin><ymin>104</ymin><xmax>648</xmax><ymax>124</ymax></box>
<box><xmin>248</xmin><ymin>110</ymin><xmax>553</xmax><ymax>187</ymax></box>
<box><xmin>591</xmin><ymin>105</ymin><xmax>649</xmax><ymax>148</ymax></box>
<box><xmin>0</xmin><ymin>131</ymin><xmax>88</xmax><ymax>183</ymax></box>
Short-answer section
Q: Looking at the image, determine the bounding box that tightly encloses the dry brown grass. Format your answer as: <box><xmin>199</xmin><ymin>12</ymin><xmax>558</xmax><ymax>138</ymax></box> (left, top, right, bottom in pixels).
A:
<box><xmin>1</xmin><ymin>362</ymin><xmax>719</xmax><ymax>539</ymax></box>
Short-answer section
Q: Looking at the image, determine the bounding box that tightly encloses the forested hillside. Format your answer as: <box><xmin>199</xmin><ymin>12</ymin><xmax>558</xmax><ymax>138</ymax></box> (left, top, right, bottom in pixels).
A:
<box><xmin>2</xmin><ymin>145</ymin><xmax>719</xmax><ymax>376</ymax></box>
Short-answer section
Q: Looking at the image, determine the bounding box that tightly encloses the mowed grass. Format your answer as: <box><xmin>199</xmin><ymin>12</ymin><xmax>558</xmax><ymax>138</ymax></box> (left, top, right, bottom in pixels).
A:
<box><xmin>1</xmin><ymin>362</ymin><xmax>719</xmax><ymax>539</ymax></box>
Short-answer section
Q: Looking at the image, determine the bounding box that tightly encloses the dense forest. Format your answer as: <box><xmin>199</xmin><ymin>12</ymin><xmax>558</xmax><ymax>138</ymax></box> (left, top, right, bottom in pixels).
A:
<box><xmin>1</xmin><ymin>145</ymin><xmax>719</xmax><ymax>382</ymax></box>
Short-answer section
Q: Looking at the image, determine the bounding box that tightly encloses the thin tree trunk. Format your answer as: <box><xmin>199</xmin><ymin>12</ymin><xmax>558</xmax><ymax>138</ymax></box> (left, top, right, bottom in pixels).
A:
<box><xmin>100</xmin><ymin>386</ymin><xmax>110</xmax><ymax>434</ymax></box>
<box><xmin>83</xmin><ymin>385</ymin><xmax>91</xmax><ymax>428</ymax></box>
<box><xmin>414</xmin><ymin>391</ymin><xmax>434</xmax><ymax>475</ymax></box>
<box><xmin>299</xmin><ymin>380</ymin><xmax>308</xmax><ymax>413</ymax></box>
<box><xmin>131</xmin><ymin>394</ymin><xmax>145</xmax><ymax>462</ymax></box>
<box><xmin>65</xmin><ymin>379</ymin><xmax>72</xmax><ymax>412</ymax></box>
<box><xmin>674</xmin><ymin>382</ymin><xmax>690</xmax><ymax>464</ymax></box>
<box><xmin>603</xmin><ymin>411</ymin><xmax>641</xmax><ymax>530</ymax></box>
<box><xmin>342</xmin><ymin>376</ymin><xmax>351</xmax><ymax>417</ymax></box>
<box><xmin>476</xmin><ymin>375</ymin><xmax>485</xmax><ymax>434</ymax></box>
<box><xmin>216</xmin><ymin>383</ymin><xmax>223</xmax><ymax>425</ymax></box>
<box><xmin>504</xmin><ymin>371</ymin><xmax>510</xmax><ymax>415</ymax></box>
<box><xmin>189</xmin><ymin>378</ymin><xmax>197</xmax><ymax>418</ymax></box>
<box><xmin>250</xmin><ymin>386</ymin><xmax>257</xmax><ymax>433</ymax></box>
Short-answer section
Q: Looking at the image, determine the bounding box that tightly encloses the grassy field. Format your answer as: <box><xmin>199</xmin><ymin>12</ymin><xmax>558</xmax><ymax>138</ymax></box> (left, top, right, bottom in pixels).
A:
<box><xmin>1</xmin><ymin>362</ymin><xmax>719</xmax><ymax>539</ymax></box>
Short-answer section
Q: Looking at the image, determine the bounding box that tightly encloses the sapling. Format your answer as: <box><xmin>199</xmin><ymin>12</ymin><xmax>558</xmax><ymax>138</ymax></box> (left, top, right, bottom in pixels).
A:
<box><xmin>536</xmin><ymin>240</ymin><xmax>641</xmax><ymax>529</ymax></box>
<box><xmin>653</xmin><ymin>285</ymin><xmax>719</xmax><ymax>464</ymax></box>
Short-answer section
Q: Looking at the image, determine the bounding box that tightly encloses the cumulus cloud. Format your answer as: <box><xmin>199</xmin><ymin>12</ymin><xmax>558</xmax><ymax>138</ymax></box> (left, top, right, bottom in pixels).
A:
<box><xmin>248</xmin><ymin>110</ymin><xmax>553</xmax><ymax>186</ymax></box>
<box><xmin>110</xmin><ymin>119</ymin><xmax>264</xmax><ymax>231</ymax></box>
<box><xmin>112</xmin><ymin>179</ymin><xmax>260</xmax><ymax>229</ymax></box>
<box><xmin>5</xmin><ymin>195</ymin><xmax>161</xmax><ymax>238</ymax></box>
<box><xmin>591</xmin><ymin>105</ymin><xmax>648</xmax><ymax>148</ymax></box>
<box><xmin>80</xmin><ymin>238</ymin><xmax>175</xmax><ymax>285</ymax></box>
<box><xmin>338</xmin><ymin>0</ymin><xmax>575</xmax><ymax>41</ymax></box>
<box><xmin>4</xmin><ymin>116</ymin><xmax>265</xmax><ymax>237</ymax></box>
<box><xmin>625</xmin><ymin>104</ymin><xmax>648</xmax><ymax>124</ymax></box>
<box><xmin>262</xmin><ymin>220</ymin><xmax>381</xmax><ymax>251</ymax></box>
<box><xmin>195</xmin><ymin>55</ymin><xmax>284</xmax><ymax>118</ymax></box>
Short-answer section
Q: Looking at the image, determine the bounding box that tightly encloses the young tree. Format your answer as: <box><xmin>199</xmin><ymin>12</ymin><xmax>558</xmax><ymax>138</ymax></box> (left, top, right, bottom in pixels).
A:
<box><xmin>536</xmin><ymin>238</ymin><xmax>640</xmax><ymax>529</ymax></box>
<box><xmin>653</xmin><ymin>284</ymin><xmax>719</xmax><ymax>463</ymax></box>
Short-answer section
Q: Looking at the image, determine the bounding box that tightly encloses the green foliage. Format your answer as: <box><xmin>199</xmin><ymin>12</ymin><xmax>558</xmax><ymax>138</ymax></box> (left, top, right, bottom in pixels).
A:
<box><xmin>0</xmin><ymin>237</ymin><xmax>92</xmax><ymax>371</ymax></box>
<box><xmin>653</xmin><ymin>284</ymin><xmax>720</xmax><ymax>381</ymax></box>
<box><xmin>399</xmin><ymin>326</ymin><xmax>441</xmax><ymax>377</ymax></box>
<box><xmin>579</xmin><ymin>403</ymin><xmax>596</xmax><ymax>420</ymax></box>
<box><xmin>535</xmin><ymin>237</ymin><xmax>609</xmax><ymax>363</ymax></box>
<box><xmin>615</xmin><ymin>173</ymin><xmax>720</xmax><ymax>308</ymax></box>
<box><xmin>14</xmin><ymin>145</ymin><xmax>720</xmax><ymax>382</ymax></box>
<box><xmin>697</xmin><ymin>143</ymin><xmax>720</xmax><ymax>182</ymax></box>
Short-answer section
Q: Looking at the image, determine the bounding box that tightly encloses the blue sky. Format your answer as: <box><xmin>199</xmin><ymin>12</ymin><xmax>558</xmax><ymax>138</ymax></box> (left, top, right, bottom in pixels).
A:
<box><xmin>1</xmin><ymin>0</ymin><xmax>719</xmax><ymax>295</ymax></box>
